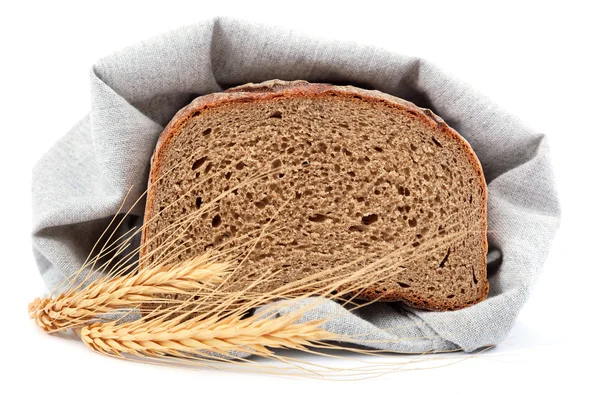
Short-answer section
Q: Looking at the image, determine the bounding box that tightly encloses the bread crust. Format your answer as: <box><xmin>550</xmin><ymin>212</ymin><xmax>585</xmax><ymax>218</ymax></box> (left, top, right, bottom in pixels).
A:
<box><xmin>141</xmin><ymin>80</ymin><xmax>488</xmax><ymax>311</ymax></box>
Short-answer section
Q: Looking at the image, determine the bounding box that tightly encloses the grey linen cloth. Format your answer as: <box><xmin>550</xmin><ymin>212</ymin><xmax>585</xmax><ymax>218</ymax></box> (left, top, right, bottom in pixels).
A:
<box><xmin>32</xmin><ymin>17</ymin><xmax>560</xmax><ymax>353</ymax></box>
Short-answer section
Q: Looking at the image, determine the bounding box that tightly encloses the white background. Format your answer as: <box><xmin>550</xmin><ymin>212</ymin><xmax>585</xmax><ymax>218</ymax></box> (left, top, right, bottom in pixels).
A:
<box><xmin>1</xmin><ymin>0</ymin><xmax>598</xmax><ymax>398</ymax></box>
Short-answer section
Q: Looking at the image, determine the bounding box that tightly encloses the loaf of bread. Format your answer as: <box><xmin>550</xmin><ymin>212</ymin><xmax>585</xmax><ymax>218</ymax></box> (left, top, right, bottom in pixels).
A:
<box><xmin>141</xmin><ymin>80</ymin><xmax>488</xmax><ymax>311</ymax></box>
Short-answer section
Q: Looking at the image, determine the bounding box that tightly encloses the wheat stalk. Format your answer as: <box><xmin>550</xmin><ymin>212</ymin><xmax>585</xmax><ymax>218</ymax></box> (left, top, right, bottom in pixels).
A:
<box><xmin>80</xmin><ymin>310</ymin><xmax>336</xmax><ymax>359</ymax></box>
<box><xmin>74</xmin><ymin>230</ymin><xmax>465</xmax><ymax>368</ymax></box>
<box><xmin>77</xmin><ymin>293</ymin><xmax>490</xmax><ymax>379</ymax></box>
<box><xmin>28</xmin><ymin>253</ymin><xmax>231</xmax><ymax>333</ymax></box>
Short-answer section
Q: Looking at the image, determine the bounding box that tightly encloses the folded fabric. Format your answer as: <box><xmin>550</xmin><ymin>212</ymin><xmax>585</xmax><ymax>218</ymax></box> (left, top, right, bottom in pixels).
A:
<box><xmin>31</xmin><ymin>16</ymin><xmax>560</xmax><ymax>353</ymax></box>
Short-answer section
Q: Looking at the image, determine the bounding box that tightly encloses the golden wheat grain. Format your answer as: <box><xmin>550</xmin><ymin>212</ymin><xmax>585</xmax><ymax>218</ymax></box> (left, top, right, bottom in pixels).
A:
<box><xmin>28</xmin><ymin>253</ymin><xmax>231</xmax><ymax>333</ymax></box>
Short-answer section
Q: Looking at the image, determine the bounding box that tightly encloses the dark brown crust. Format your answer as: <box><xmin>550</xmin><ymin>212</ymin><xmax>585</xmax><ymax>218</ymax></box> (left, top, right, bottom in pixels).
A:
<box><xmin>141</xmin><ymin>79</ymin><xmax>489</xmax><ymax>311</ymax></box>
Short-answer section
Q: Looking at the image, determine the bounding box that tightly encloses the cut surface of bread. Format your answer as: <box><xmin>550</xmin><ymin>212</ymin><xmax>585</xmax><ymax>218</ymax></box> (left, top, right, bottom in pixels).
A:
<box><xmin>141</xmin><ymin>80</ymin><xmax>488</xmax><ymax>311</ymax></box>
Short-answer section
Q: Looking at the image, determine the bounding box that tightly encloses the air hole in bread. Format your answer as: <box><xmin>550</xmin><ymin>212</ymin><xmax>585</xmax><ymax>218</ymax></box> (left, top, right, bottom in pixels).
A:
<box><xmin>211</xmin><ymin>215</ymin><xmax>222</xmax><ymax>228</ymax></box>
<box><xmin>361</xmin><ymin>214</ymin><xmax>378</xmax><ymax>225</ymax></box>
<box><xmin>439</xmin><ymin>248</ymin><xmax>451</xmax><ymax>268</ymax></box>
<box><xmin>374</xmin><ymin>146</ymin><xmax>383</xmax><ymax>152</ymax></box>
<box><xmin>195</xmin><ymin>197</ymin><xmax>203</xmax><ymax>209</ymax></box>
<box><xmin>214</xmin><ymin>233</ymin><xmax>229</xmax><ymax>245</ymax></box>
<box><xmin>191</xmin><ymin>156</ymin><xmax>208</xmax><ymax>170</ymax></box>
<box><xmin>432</xmin><ymin>137</ymin><xmax>442</xmax><ymax>147</ymax></box>
<box><xmin>202</xmin><ymin>128</ymin><xmax>212</xmax><ymax>136</ymax></box>
<box><xmin>398</xmin><ymin>282</ymin><xmax>411</xmax><ymax>288</ymax></box>
<box><xmin>235</xmin><ymin>161</ymin><xmax>246</xmax><ymax>170</ymax></box>
<box><xmin>308</xmin><ymin>214</ymin><xmax>327</xmax><ymax>223</ymax></box>
<box><xmin>397</xmin><ymin>186</ymin><xmax>411</xmax><ymax>196</ymax></box>
<box><xmin>408</xmin><ymin>218</ymin><xmax>418</xmax><ymax>228</ymax></box>
<box><xmin>349</xmin><ymin>225</ymin><xmax>367</xmax><ymax>232</ymax></box>
<box><xmin>269</xmin><ymin>111</ymin><xmax>282</xmax><ymax>119</ymax></box>
<box><xmin>255</xmin><ymin>198</ymin><xmax>269</xmax><ymax>209</ymax></box>
<box><xmin>225</xmin><ymin>171</ymin><xmax>232</xmax><ymax>180</ymax></box>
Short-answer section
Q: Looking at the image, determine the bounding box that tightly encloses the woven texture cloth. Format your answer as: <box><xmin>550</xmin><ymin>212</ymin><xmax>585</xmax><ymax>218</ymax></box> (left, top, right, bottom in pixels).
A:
<box><xmin>31</xmin><ymin>17</ymin><xmax>560</xmax><ymax>353</ymax></box>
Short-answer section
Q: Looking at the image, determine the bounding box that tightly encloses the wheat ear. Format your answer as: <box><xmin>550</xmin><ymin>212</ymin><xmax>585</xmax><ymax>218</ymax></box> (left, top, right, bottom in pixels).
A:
<box><xmin>28</xmin><ymin>253</ymin><xmax>231</xmax><ymax>333</ymax></box>
<box><xmin>80</xmin><ymin>310</ymin><xmax>336</xmax><ymax>359</ymax></box>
